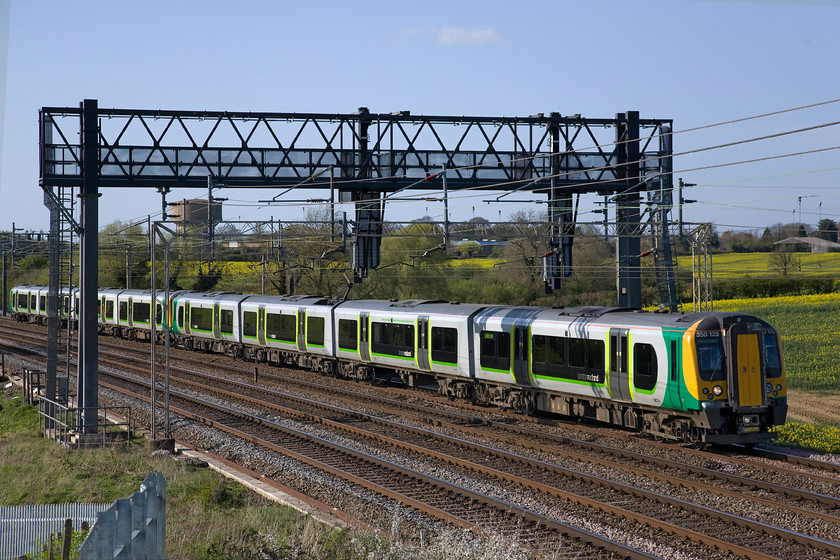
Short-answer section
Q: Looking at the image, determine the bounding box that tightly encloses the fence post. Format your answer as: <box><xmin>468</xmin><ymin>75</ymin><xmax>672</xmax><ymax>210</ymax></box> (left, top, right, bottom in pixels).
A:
<box><xmin>61</xmin><ymin>518</ymin><xmax>72</xmax><ymax>560</ymax></box>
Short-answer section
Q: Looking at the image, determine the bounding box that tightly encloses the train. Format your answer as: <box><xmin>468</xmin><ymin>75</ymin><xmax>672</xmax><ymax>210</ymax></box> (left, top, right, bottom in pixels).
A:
<box><xmin>8</xmin><ymin>284</ymin><xmax>787</xmax><ymax>445</ymax></box>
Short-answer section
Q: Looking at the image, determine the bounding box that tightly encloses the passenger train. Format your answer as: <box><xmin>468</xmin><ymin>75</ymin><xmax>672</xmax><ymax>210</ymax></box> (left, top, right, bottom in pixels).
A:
<box><xmin>8</xmin><ymin>285</ymin><xmax>787</xmax><ymax>445</ymax></box>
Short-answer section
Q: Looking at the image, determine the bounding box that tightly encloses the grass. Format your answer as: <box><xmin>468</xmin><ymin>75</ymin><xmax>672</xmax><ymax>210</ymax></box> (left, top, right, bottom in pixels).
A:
<box><xmin>0</xmin><ymin>389</ymin><xmax>363</xmax><ymax>560</ymax></box>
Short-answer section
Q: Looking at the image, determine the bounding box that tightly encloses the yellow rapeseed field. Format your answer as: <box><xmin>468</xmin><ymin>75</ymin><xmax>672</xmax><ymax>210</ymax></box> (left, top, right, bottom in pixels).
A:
<box><xmin>774</xmin><ymin>422</ymin><xmax>840</xmax><ymax>454</ymax></box>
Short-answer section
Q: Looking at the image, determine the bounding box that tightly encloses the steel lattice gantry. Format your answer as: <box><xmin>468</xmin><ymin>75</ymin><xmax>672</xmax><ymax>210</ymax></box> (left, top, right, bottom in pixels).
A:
<box><xmin>39</xmin><ymin>100</ymin><xmax>673</xmax><ymax>423</ymax></box>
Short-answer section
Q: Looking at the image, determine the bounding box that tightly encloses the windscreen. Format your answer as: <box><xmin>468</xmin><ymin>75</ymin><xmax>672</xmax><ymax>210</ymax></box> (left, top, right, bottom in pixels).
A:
<box><xmin>763</xmin><ymin>332</ymin><xmax>783</xmax><ymax>379</ymax></box>
<box><xmin>695</xmin><ymin>333</ymin><xmax>726</xmax><ymax>381</ymax></box>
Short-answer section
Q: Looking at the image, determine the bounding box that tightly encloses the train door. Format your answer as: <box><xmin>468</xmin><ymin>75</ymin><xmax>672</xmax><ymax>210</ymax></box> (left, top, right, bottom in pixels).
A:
<box><xmin>417</xmin><ymin>316</ymin><xmax>430</xmax><ymax>371</ymax></box>
<box><xmin>128</xmin><ymin>297</ymin><xmax>133</xmax><ymax>327</ymax></box>
<box><xmin>609</xmin><ymin>328</ymin><xmax>631</xmax><ymax>401</ymax></box>
<box><xmin>512</xmin><ymin>324</ymin><xmax>531</xmax><ymax>386</ymax></box>
<box><xmin>257</xmin><ymin>305</ymin><xmax>266</xmax><ymax>345</ymax></box>
<box><xmin>668</xmin><ymin>339</ymin><xmax>682</xmax><ymax>405</ymax></box>
<box><xmin>184</xmin><ymin>302</ymin><xmax>191</xmax><ymax>335</ymax></box>
<box><xmin>297</xmin><ymin>308</ymin><xmax>306</xmax><ymax>351</ymax></box>
<box><xmin>213</xmin><ymin>302</ymin><xmax>221</xmax><ymax>338</ymax></box>
<box><xmin>727</xmin><ymin>323</ymin><xmax>766</xmax><ymax>410</ymax></box>
<box><xmin>359</xmin><ymin>312</ymin><xmax>371</xmax><ymax>361</ymax></box>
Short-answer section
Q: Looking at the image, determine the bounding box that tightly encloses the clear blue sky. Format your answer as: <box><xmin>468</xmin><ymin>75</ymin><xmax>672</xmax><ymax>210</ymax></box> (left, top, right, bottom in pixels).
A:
<box><xmin>1</xmin><ymin>0</ymin><xmax>838</xmax><ymax>234</ymax></box>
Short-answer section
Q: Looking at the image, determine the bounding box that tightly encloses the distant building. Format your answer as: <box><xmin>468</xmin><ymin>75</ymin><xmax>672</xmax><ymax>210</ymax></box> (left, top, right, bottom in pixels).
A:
<box><xmin>452</xmin><ymin>239</ymin><xmax>507</xmax><ymax>257</ymax></box>
<box><xmin>170</xmin><ymin>199</ymin><xmax>222</xmax><ymax>234</ymax></box>
<box><xmin>774</xmin><ymin>236</ymin><xmax>840</xmax><ymax>253</ymax></box>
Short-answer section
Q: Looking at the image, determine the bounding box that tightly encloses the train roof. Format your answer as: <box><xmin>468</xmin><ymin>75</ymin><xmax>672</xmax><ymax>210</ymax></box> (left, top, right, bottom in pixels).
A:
<box><xmin>469</xmin><ymin>304</ymin><xmax>769</xmax><ymax>330</ymax></box>
<box><xmin>228</xmin><ymin>293</ymin><xmax>339</xmax><ymax>306</ymax></box>
<box><xmin>335</xmin><ymin>299</ymin><xmax>489</xmax><ymax>317</ymax></box>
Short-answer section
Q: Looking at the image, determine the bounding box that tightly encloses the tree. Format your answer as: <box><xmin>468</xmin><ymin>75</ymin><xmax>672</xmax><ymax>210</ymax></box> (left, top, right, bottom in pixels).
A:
<box><xmin>817</xmin><ymin>219</ymin><xmax>837</xmax><ymax>242</ymax></box>
<box><xmin>99</xmin><ymin>220</ymin><xmax>150</xmax><ymax>289</ymax></box>
<box><xmin>768</xmin><ymin>247</ymin><xmax>799</xmax><ymax>276</ymax></box>
<box><xmin>361</xmin><ymin>222</ymin><xmax>451</xmax><ymax>300</ymax></box>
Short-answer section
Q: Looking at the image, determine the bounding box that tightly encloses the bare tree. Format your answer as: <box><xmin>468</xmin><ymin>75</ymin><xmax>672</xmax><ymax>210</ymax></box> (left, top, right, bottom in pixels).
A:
<box><xmin>768</xmin><ymin>247</ymin><xmax>799</xmax><ymax>276</ymax></box>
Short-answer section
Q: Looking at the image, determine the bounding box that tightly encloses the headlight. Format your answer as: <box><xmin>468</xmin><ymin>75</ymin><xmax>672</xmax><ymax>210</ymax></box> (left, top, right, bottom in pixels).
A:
<box><xmin>766</xmin><ymin>383</ymin><xmax>773</xmax><ymax>393</ymax></box>
<box><xmin>772</xmin><ymin>391</ymin><xmax>779</xmax><ymax>397</ymax></box>
<box><xmin>702</xmin><ymin>387</ymin><xmax>709</xmax><ymax>395</ymax></box>
<box><xmin>712</xmin><ymin>385</ymin><xmax>723</xmax><ymax>396</ymax></box>
<box><xmin>776</xmin><ymin>384</ymin><xmax>782</xmax><ymax>391</ymax></box>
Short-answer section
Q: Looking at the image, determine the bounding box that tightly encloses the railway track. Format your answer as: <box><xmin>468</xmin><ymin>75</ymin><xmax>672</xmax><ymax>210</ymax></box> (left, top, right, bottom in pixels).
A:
<box><xmin>3</xmin><ymin>318</ymin><xmax>840</xmax><ymax>558</ymax></box>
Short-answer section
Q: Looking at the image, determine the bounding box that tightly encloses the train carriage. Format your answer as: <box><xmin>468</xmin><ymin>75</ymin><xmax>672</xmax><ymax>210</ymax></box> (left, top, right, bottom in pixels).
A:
<box><xmin>333</xmin><ymin>299</ymin><xmax>485</xmax><ymax>387</ymax></box>
<box><xmin>170</xmin><ymin>292</ymin><xmax>250</xmax><ymax>354</ymax></box>
<box><xmin>9</xmin><ymin>285</ymin><xmax>35</xmax><ymax>320</ymax></box>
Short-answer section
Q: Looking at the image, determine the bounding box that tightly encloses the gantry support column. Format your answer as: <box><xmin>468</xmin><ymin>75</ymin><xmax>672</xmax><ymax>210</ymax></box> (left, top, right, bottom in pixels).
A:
<box><xmin>615</xmin><ymin>111</ymin><xmax>642</xmax><ymax>309</ymax></box>
<box><xmin>545</xmin><ymin>115</ymin><xmax>575</xmax><ymax>292</ymax></box>
<box><xmin>78</xmin><ymin>99</ymin><xmax>99</xmax><ymax>432</ymax></box>
<box><xmin>45</xmin><ymin>189</ymin><xmax>59</xmax><ymax>405</ymax></box>
<box><xmin>352</xmin><ymin>107</ymin><xmax>383</xmax><ymax>282</ymax></box>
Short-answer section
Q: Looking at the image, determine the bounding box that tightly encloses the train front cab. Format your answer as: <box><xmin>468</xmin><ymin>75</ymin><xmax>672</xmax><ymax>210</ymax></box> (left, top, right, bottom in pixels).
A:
<box><xmin>684</xmin><ymin>314</ymin><xmax>787</xmax><ymax>444</ymax></box>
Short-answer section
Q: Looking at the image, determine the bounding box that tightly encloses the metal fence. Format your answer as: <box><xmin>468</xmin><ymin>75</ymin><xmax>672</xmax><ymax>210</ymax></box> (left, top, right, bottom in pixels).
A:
<box><xmin>0</xmin><ymin>473</ymin><xmax>166</xmax><ymax>560</ymax></box>
<box><xmin>38</xmin><ymin>396</ymin><xmax>133</xmax><ymax>448</ymax></box>
<box><xmin>78</xmin><ymin>472</ymin><xmax>166</xmax><ymax>560</ymax></box>
<box><xmin>0</xmin><ymin>503</ymin><xmax>109</xmax><ymax>560</ymax></box>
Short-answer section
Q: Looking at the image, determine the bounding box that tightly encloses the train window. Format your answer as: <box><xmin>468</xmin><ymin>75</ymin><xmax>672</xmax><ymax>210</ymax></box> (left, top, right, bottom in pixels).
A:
<box><xmin>63</xmin><ymin>297</ymin><xmax>70</xmax><ymax>314</ymax></box>
<box><xmin>548</xmin><ymin>336</ymin><xmax>566</xmax><ymax>367</ymax></box>
<box><xmin>242</xmin><ymin>311</ymin><xmax>257</xmax><ymax>338</ymax></box>
<box><xmin>568</xmin><ymin>338</ymin><xmax>586</xmax><ymax>368</ymax></box>
<box><xmin>220</xmin><ymin>309</ymin><xmax>234</xmax><ymax>335</ymax></box>
<box><xmin>75</xmin><ymin>297</ymin><xmax>80</xmax><ymax>315</ymax></box>
<box><xmin>431</xmin><ymin>326</ymin><xmax>458</xmax><ymax>365</ymax></box>
<box><xmin>588</xmin><ymin>340</ymin><xmax>605</xmax><ymax>373</ymax></box>
<box><xmin>266</xmin><ymin>313</ymin><xmax>296</xmax><ymax>342</ymax></box>
<box><xmin>178</xmin><ymin>306</ymin><xmax>185</xmax><ymax>329</ymax></box>
<box><xmin>532</xmin><ymin>335</ymin><xmax>567</xmax><ymax>377</ymax></box>
<box><xmin>480</xmin><ymin>330</ymin><xmax>510</xmax><ymax>371</ymax></box>
<box><xmin>696</xmin><ymin>335</ymin><xmax>725</xmax><ymax>381</ymax></box>
<box><xmin>307</xmin><ymin>316</ymin><xmax>325</xmax><ymax>346</ymax></box>
<box><xmin>39</xmin><ymin>296</ymin><xmax>46</xmax><ymax>312</ymax></box>
<box><xmin>633</xmin><ymin>343</ymin><xmax>658</xmax><ymax>391</ymax></box>
<box><xmin>371</xmin><ymin>321</ymin><xmax>415</xmax><ymax>358</ymax></box>
<box><xmin>764</xmin><ymin>335</ymin><xmax>783</xmax><ymax>379</ymax></box>
<box><xmin>155</xmin><ymin>303</ymin><xmax>163</xmax><ymax>326</ymax></box>
<box><xmin>18</xmin><ymin>293</ymin><xmax>27</xmax><ymax>309</ymax></box>
<box><xmin>119</xmin><ymin>302</ymin><xmax>128</xmax><ymax>322</ymax></box>
<box><xmin>105</xmin><ymin>300</ymin><xmax>115</xmax><ymax>320</ymax></box>
<box><xmin>191</xmin><ymin>307</ymin><xmax>213</xmax><ymax>332</ymax></box>
<box><xmin>532</xmin><ymin>334</ymin><xmax>547</xmax><ymax>370</ymax></box>
<box><xmin>621</xmin><ymin>336</ymin><xmax>628</xmax><ymax>374</ymax></box>
<box><xmin>338</xmin><ymin>319</ymin><xmax>357</xmax><ymax>351</ymax></box>
<box><xmin>133</xmin><ymin>302</ymin><xmax>151</xmax><ymax>324</ymax></box>
<box><xmin>30</xmin><ymin>295</ymin><xmax>37</xmax><ymax>310</ymax></box>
